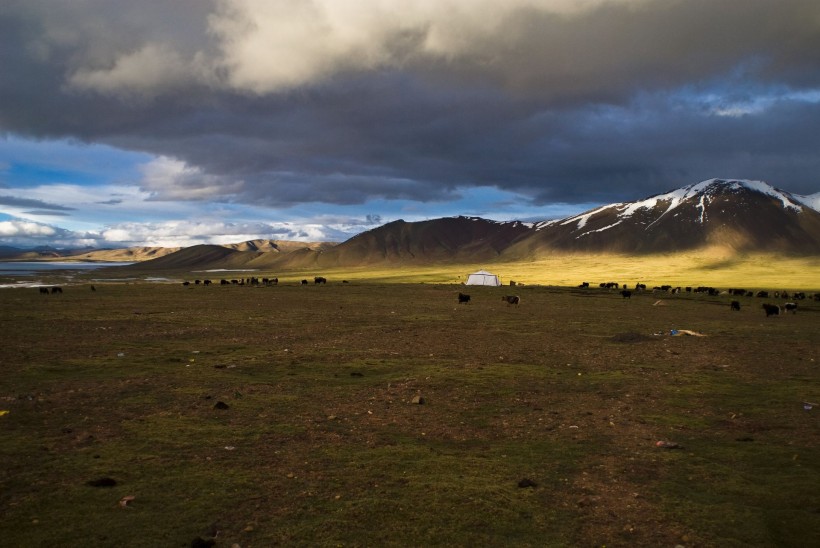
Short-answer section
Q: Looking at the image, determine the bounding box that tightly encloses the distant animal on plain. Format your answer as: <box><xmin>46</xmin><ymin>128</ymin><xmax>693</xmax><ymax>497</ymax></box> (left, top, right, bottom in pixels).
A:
<box><xmin>620</xmin><ymin>290</ymin><xmax>632</xmax><ymax>299</ymax></box>
<box><xmin>502</xmin><ymin>295</ymin><xmax>520</xmax><ymax>305</ymax></box>
<box><xmin>762</xmin><ymin>303</ymin><xmax>780</xmax><ymax>317</ymax></box>
<box><xmin>301</xmin><ymin>279</ymin><xmax>308</xmax><ymax>285</ymax></box>
<box><xmin>314</xmin><ymin>276</ymin><xmax>327</xmax><ymax>284</ymax></box>
<box><xmin>730</xmin><ymin>300</ymin><xmax>741</xmax><ymax>311</ymax></box>
<box><xmin>783</xmin><ymin>302</ymin><xmax>798</xmax><ymax>314</ymax></box>
<box><xmin>458</xmin><ymin>293</ymin><xmax>471</xmax><ymax>304</ymax></box>
<box><xmin>50</xmin><ymin>287</ymin><xmax>62</xmax><ymax>294</ymax></box>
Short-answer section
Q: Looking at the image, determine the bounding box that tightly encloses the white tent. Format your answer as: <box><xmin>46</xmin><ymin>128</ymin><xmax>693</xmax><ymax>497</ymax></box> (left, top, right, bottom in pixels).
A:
<box><xmin>464</xmin><ymin>270</ymin><xmax>501</xmax><ymax>286</ymax></box>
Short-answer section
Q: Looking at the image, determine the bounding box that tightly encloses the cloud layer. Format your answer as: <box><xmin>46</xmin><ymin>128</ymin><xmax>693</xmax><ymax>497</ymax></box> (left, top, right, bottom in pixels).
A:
<box><xmin>1</xmin><ymin>1</ymin><xmax>819</xmax><ymax>247</ymax></box>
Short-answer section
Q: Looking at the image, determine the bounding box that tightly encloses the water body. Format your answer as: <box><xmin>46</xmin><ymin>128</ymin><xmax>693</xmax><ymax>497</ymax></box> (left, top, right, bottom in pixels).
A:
<box><xmin>0</xmin><ymin>261</ymin><xmax>134</xmax><ymax>276</ymax></box>
<box><xmin>0</xmin><ymin>261</ymin><xmax>138</xmax><ymax>288</ymax></box>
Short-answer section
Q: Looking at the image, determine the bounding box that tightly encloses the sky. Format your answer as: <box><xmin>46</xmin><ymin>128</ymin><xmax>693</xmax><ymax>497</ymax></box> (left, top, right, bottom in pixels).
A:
<box><xmin>1</xmin><ymin>0</ymin><xmax>820</xmax><ymax>249</ymax></box>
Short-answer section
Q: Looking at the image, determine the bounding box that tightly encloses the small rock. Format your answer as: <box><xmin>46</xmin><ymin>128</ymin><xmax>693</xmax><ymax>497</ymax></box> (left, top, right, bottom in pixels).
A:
<box><xmin>214</xmin><ymin>401</ymin><xmax>230</xmax><ymax>410</ymax></box>
<box><xmin>655</xmin><ymin>440</ymin><xmax>682</xmax><ymax>449</ymax></box>
<box><xmin>118</xmin><ymin>495</ymin><xmax>136</xmax><ymax>508</ymax></box>
<box><xmin>518</xmin><ymin>478</ymin><xmax>537</xmax><ymax>488</ymax></box>
<box><xmin>411</xmin><ymin>395</ymin><xmax>425</xmax><ymax>405</ymax></box>
<box><xmin>86</xmin><ymin>477</ymin><xmax>117</xmax><ymax>487</ymax></box>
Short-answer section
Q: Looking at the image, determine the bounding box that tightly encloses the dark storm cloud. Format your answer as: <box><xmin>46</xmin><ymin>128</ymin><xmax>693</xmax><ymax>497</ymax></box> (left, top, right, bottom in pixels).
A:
<box><xmin>0</xmin><ymin>195</ymin><xmax>75</xmax><ymax>211</ymax></box>
<box><xmin>1</xmin><ymin>0</ymin><xmax>819</xmax><ymax>212</ymax></box>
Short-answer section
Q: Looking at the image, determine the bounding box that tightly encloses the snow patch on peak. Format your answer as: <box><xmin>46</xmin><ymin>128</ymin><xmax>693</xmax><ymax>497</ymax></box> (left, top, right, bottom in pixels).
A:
<box><xmin>576</xmin><ymin>220</ymin><xmax>623</xmax><ymax>239</ymax></box>
<box><xmin>712</xmin><ymin>179</ymin><xmax>804</xmax><ymax>211</ymax></box>
<box><xmin>558</xmin><ymin>204</ymin><xmax>614</xmax><ymax>230</ymax></box>
<box><xmin>795</xmin><ymin>192</ymin><xmax>820</xmax><ymax>213</ymax></box>
<box><xmin>616</xmin><ymin>178</ymin><xmax>804</xmax><ymax>225</ymax></box>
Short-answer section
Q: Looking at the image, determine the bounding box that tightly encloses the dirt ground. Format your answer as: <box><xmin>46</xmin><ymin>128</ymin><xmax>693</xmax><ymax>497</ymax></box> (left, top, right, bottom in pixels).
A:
<box><xmin>1</xmin><ymin>281</ymin><xmax>818</xmax><ymax>547</ymax></box>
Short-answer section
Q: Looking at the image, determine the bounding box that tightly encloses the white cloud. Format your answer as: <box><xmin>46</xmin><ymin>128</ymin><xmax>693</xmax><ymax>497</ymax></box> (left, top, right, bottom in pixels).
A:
<box><xmin>98</xmin><ymin>219</ymin><xmax>339</xmax><ymax>247</ymax></box>
<box><xmin>0</xmin><ymin>220</ymin><xmax>58</xmax><ymax>237</ymax></box>
<box><xmin>207</xmin><ymin>0</ymin><xmax>632</xmax><ymax>93</ymax></box>
<box><xmin>68</xmin><ymin>43</ymin><xmax>210</xmax><ymax>99</ymax></box>
<box><xmin>709</xmin><ymin>88</ymin><xmax>820</xmax><ymax>117</ymax></box>
<box><xmin>58</xmin><ymin>0</ymin><xmax>647</xmax><ymax>97</ymax></box>
<box><xmin>139</xmin><ymin>156</ymin><xmax>244</xmax><ymax>200</ymax></box>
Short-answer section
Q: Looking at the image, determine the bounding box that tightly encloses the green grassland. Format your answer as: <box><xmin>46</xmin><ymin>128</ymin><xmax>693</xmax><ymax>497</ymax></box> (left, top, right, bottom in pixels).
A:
<box><xmin>142</xmin><ymin>251</ymin><xmax>817</xmax><ymax>289</ymax></box>
<box><xmin>1</xmin><ymin>279</ymin><xmax>819</xmax><ymax>547</ymax></box>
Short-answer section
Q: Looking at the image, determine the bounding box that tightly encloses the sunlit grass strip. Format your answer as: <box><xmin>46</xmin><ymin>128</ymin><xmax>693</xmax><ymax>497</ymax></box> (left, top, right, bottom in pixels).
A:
<box><xmin>256</xmin><ymin>253</ymin><xmax>820</xmax><ymax>289</ymax></box>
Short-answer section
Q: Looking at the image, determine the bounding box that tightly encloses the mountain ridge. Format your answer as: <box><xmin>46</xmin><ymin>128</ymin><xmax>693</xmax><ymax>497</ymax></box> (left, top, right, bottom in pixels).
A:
<box><xmin>6</xmin><ymin>179</ymin><xmax>819</xmax><ymax>271</ymax></box>
<box><xmin>511</xmin><ymin>178</ymin><xmax>820</xmax><ymax>255</ymax></box>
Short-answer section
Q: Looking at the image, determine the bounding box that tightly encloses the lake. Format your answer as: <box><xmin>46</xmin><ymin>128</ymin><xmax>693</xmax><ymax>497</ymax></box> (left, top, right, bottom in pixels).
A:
<box><xmin>0</xmin><ymin>261</ymin><xmax>134</xmax><ymax>277</ymax></box>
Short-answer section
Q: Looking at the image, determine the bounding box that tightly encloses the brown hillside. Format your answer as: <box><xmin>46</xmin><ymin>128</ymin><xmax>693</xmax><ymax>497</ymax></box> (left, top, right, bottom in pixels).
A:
<box><xmin>223</xmin><ymin>239</ymin><xmax>337</xmax><ymax>253</ymax></box>
<box><xmin>69</xmin><ymin>246</ymin><xmax>182</xmax><ymax>262</ymax></box>
<box><xmin>302</xmin><ymin>217</ymin><xmax>533</xmax><ymax>267</ymax></box>
<box><xmin>115</xmin><ymin>245</ymin><xmax>250</xmax><ymax>271</ymax></box>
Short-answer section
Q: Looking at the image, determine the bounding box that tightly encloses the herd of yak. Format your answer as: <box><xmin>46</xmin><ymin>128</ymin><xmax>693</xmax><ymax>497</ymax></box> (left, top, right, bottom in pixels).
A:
<box><xmin>35</xmin><ymin>276</ymin><xmax>816</xmax><ymax>317</ymax></box>
<box><xmin>575</xmin><ymin>281</ymin><xmax>815</xmax><ymax>317</ymax></box>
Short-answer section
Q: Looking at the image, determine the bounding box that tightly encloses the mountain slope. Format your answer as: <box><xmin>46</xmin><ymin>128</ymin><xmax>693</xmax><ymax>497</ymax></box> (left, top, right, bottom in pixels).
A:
<box><xmin>116</xmin><ymin>245</ymin><xmax>250</xmax><ymax>271</ymax></box>
<box><xmin>506</xmin><ymin>179</ymin><xmax>820</xmax><ymax>255</ymax></box>
<box><xmin>222</xmin><ymin>239</ymin><xmax>337</xmax><ymax>254</ymax></box>
<box><xmin>296</xmin><ymin>216</ymin><xmax>534</xmax><ymax>267</ymax></box>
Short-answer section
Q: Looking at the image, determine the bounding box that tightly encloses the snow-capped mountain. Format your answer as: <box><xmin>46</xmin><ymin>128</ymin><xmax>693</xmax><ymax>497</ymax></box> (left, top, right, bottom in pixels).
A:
<box><xmin>115</xmin><ymin>178</ymin><xmax>820</xmax><ymax>271</ymax></box>
<box><xmin>511</xmin><ymin>179</ymin><xmax>820</xmax><ymax>255</ymax></box>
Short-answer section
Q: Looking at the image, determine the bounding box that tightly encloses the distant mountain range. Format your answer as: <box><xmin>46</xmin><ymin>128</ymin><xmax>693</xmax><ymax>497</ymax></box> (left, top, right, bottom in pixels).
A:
<box><xmin>4</xmin><ymin>179</ymin><xmax>819</xmax><ymax>270</ymax></box>
<box><xmin>0</xmin><ymin>240</ymin><xmax>333</xmax><ymax>262</ymax></box>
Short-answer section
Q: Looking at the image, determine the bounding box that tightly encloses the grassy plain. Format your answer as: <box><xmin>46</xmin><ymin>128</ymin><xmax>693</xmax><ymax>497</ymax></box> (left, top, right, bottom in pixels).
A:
<box><xmin>159</xmin><ymin>252</ymin><xmax>818</xmax><ymax>290</ymax></box>
<box><xmin>1</xmin><ymin>277</ymin><xmax>819</xmax><ymax>547</ymax></box>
